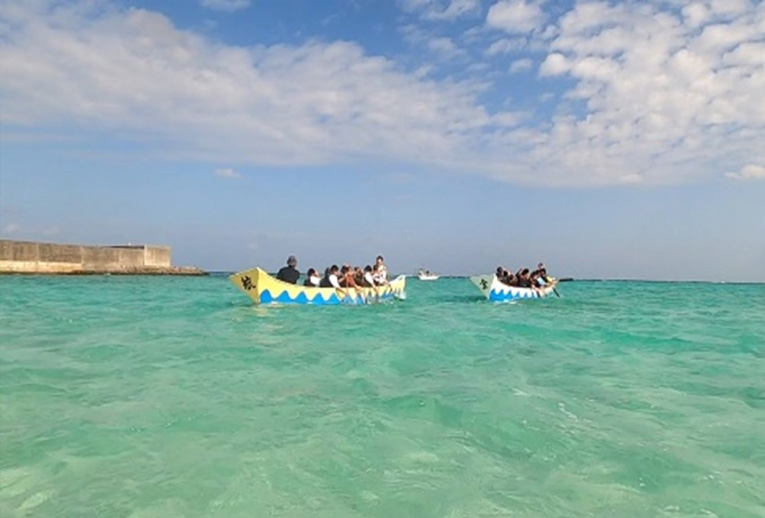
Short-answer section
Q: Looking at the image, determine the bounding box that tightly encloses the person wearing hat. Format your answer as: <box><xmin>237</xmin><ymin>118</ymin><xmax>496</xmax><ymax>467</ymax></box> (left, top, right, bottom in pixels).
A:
<box><xmin>276</xmin><ymin>255</ymin><xmax>300</xmax><ymax>284</ymax></box>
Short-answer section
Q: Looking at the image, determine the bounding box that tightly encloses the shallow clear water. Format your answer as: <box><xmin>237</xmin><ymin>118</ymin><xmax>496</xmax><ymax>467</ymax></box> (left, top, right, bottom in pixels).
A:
<box><xmin>1</xmin><ymin>275</ymin><xmax>764</xmax><ymax>517</ymax></box>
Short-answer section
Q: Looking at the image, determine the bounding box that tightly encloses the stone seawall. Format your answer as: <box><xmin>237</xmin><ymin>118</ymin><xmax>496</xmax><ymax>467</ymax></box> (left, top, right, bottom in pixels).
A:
<box><xmin>0</xmin><ymin>240</ymin><xmax>206</xmax><ymax>275</ymax></box>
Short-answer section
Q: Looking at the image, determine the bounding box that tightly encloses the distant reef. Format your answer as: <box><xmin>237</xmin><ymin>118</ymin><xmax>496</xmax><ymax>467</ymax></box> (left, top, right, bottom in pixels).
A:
<box><xmin>0</xmin><ymin>240</ymin><xmax>206</xmax><ymax>275</ymax></box>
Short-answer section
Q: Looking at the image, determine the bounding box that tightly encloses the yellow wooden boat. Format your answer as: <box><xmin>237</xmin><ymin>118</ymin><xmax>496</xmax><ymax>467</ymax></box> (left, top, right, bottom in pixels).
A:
<box><xmin>229</xmin><ymin>267</ymin><xmax>406</xmax><ymax>305</ymax></box>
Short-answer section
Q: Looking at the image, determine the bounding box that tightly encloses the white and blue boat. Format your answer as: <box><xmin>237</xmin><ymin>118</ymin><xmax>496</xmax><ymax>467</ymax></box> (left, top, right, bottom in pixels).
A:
<box><xmin>470</xmin><ymin>275</ymin><xmax>558</xmax><ymax>302</ymax></box>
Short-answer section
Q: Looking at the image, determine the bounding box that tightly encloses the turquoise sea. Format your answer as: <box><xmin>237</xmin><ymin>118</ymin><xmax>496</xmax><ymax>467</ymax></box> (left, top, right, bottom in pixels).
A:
<box><xmin>1</xmin><ymin>275</ymin><xmax>764</xmax><ymax>518</ymax></box>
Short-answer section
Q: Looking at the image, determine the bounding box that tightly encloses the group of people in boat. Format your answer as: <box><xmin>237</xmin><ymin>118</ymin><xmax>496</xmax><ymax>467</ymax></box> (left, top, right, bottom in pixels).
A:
<box><xmin>276</xmin><ymin>255</ymin><xmax>390</xmax><ymax>295</ymax></box>
<box><xmin>495</xmin><ymin>262</ymin><xmax>554</xmax><ymax>290</ymax></box>
<box><xmin>276</xmin><ymin>255</ymin><xmax>554</xmax><ymax>295</ymax></box>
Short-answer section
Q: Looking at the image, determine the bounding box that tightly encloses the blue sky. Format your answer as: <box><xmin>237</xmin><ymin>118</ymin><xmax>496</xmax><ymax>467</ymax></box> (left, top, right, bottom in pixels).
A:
<box><xmin>1</xmin><ymin>0</ymin><xmax>763</xmax><ymax>281</ymax></box>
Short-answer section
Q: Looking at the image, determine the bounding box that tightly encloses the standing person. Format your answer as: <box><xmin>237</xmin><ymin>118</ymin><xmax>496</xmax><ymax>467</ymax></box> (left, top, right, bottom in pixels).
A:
<box><xmin>276</xmin><ymin>255</ymin><xmax>300</xmax><ymax>284</ymax></box>
<box><xmin>372</xmin><ymin>255</ymin><xmax>389</xmax><ymax>286</ymax></box>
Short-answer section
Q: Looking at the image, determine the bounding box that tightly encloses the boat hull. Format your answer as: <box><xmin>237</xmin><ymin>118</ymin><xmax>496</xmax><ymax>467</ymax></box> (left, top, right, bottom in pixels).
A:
<box><xmin>230</xmin><ymin>267</ymin><xmax>406</xmax><ymax>305</ymax></box>
<box><xmin>469</xmin><ymin>275</ymin><xmax>557</xmax><ymax>302</ymax></box>
<box><xmin>417</xmin><ymin>269</ymin><xmax>439</xmax><ymax>281</ymax></box>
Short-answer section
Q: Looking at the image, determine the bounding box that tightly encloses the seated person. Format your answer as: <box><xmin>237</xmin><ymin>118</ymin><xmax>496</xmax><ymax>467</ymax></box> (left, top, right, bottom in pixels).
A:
<box><xmin>276</xmin><ymin>255</ymin><xmax>300</xmax><ymax>284</ymax></box>
<box><xmin>320</xmin><ymin>265</ymin><xmax>341</xmax><ymax>288</ymax></box>
<box><xmin>361</xmin><ymin>265</ymin><xmax>380</xmax><ymax>295</ymax></box>
<box><xmin>516</xmin><ymin>268</ymin><xmax>533</xmax><ymax>288</ymax></box>
<box><xmin>321</xmin><ymin>264</ymin><xmax>349</xmax><ymax>297</ymax></box>
<box><xmin>362</xmin><ymin>265</ymin><xmax>376</xmax><ymax>287</ymax></box>
<box><xmin>353</xmin><ymin>266</ymin><xmax>365</xmax><ymax>286</ymax></box>
<box><xmin>339</xmin><ymin>265</ymin><xmax>362</xmax><ymax>289</ymax></box>
<box><xmin>496</xmin><ymin>266</ymin><xmax>516</xmax><ymax>286</ymax></box>
<box><xmin>535</xmin><ymin>262</ymin><xmax>556</xmax><ymax>284</ymax></box>
<box><xmin>530</xmin><ymin>263</ymin><xmax>544</xmax><ymax>284</ymax></box>
<box><xmin>303</xmin><ymin>268</ymin><xmax>321</xmax><ymax>287</ymax></box>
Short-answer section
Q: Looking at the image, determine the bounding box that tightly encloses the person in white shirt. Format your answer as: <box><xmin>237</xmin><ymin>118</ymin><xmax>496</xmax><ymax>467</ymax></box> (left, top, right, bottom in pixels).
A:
<box><xmin>372</xmin><ymin>255</ymin><xmax>389</xmax><ymax>286</ymax></box>
<box><xmin>303</xmin><ymin>268</ymin><xmax>321</xmax><ymax>287</ymax></box>
<box><xmin>363</xmin><ymin>265</ymin><xmax>376</xmax><ymax>287</ymax></box>
<box><xmin>362</xmin><ymin>265</ymin><xmax>380</xmax><ymax>298</ymax></box>
<box><xmin>320</xmin><ymin>265</ymin><xmax>347</xmax><ymax>296</ymax></box>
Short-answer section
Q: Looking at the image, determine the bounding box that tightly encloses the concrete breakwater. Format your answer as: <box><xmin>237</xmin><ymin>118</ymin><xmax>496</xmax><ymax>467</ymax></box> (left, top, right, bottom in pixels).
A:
<box><xmin>0</xmin><ymin>240</ymin><xmax>206</xmax><ymax>275</ymax></box>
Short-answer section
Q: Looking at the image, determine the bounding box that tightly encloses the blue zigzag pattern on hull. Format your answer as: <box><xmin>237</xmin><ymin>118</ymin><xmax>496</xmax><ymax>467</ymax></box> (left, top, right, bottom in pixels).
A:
<box><xmin>261</xmin><ymin>289</ymin><xmax>340</xmax><ymax>305</ymax></box>
<box><xmin>259</xmin><ymin>289</ymin><xmax>396</xmax><ymax>305</ymax></box>
<box><xmin>489</xmin><ymin>289</ymin><xmax>538</xmax><ymax>302</ymax></box>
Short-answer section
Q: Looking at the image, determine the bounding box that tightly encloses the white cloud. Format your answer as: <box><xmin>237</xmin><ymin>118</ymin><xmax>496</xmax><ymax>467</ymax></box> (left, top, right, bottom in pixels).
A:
<box><xmin>214</xmin><ymin>168</ymin><xmax>243</xmax><ymax>179</ymax></box>
<box><xmin>398</xmin><ymin>0</ymin><xmax>481</xmax><ymax>21</ymax></box>
<box><xmin>486</xmin><ymin>0</ymin><xmax>546</xmax><ymax>34</ymax></box>
<box><xmin>0</xmin><ymin>5</ymin><xmax>498</xmax><ymax>168</ymax></box>
<box><xmin>509</xmin><ymin>58</ymin><xmax>532</xmax><ymax>73</ymax></box>
<box><xmin>529</xmin><ymin>0</ymin><xmax>765</xmax><ymax>184</ymax></box>
<box><xmin>0</xmin><ymin>0</ymin><xmax>763</xmax><ymax>188</ymax></box>
<box><xmin>682</xmin><ymin>3</ymin><xmax>711</xmax><ymax>28</ymax></box>
<box><xmin>486</xmin><ymin>37</ymin><xmax>527</xmax><ymax>55</ymax></box>
<box><xmin>725</xmin><ymin>164</ymin><xmax>765</xmax><ymax>180</ymax></box>
<box><xmin>399</xmin><ymin>24</ymin><xmax>466</xmax><ymax>60</ymax></box>
<box><xmin>709</xmin><ymin>0</ymin><xmax>752</xmax><ymax>17</ymax></box>
<box><xmin>199</xmin><ymin>0</ymin><xmax>250</xmax><ymax>13</ymax></box>
<box><xmin>570</xmin><ymin>56</ymin><xmax>621</xmax><ymax>82</ymax></box>
<box><xmin>427</xmin><ymin>36</ymin><xmax>462</xmax><ymax>57</ymax></box>
<box><xmin>722</xmin><ymin>42</ymin><xmax>765</xmax><ymax>67</ymax></box>
<box><xmin>539</xmin><ymin>53</ymin><xmax>568</xmax><ymax>76</ymax></box>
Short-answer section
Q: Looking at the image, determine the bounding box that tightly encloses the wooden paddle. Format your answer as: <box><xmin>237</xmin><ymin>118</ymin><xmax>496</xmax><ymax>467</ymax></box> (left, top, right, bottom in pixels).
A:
<box><xmin>546</xmin><ymin>277</ymin><xmax>561</xmax><ymax>297</ymax></box>
<box><xmin>539</xmin><ymin>276</ymin><xmax>560</xmax><ymax>297</ymax></box>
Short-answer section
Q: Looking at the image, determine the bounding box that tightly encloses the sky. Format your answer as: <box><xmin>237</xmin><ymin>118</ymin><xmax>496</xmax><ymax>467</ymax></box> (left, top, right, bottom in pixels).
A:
<box><xmin>0</xmin><ymin>0</ymin><xmax>763</xmax><ymax>282</ymax></box>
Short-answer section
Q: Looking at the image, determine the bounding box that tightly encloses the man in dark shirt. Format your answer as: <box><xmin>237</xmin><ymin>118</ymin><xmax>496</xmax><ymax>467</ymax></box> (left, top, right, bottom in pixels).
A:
<box><xmin>276</xmin><ymin>255</ymin><xmax>300</xmax><ymax>284</ymax></box>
